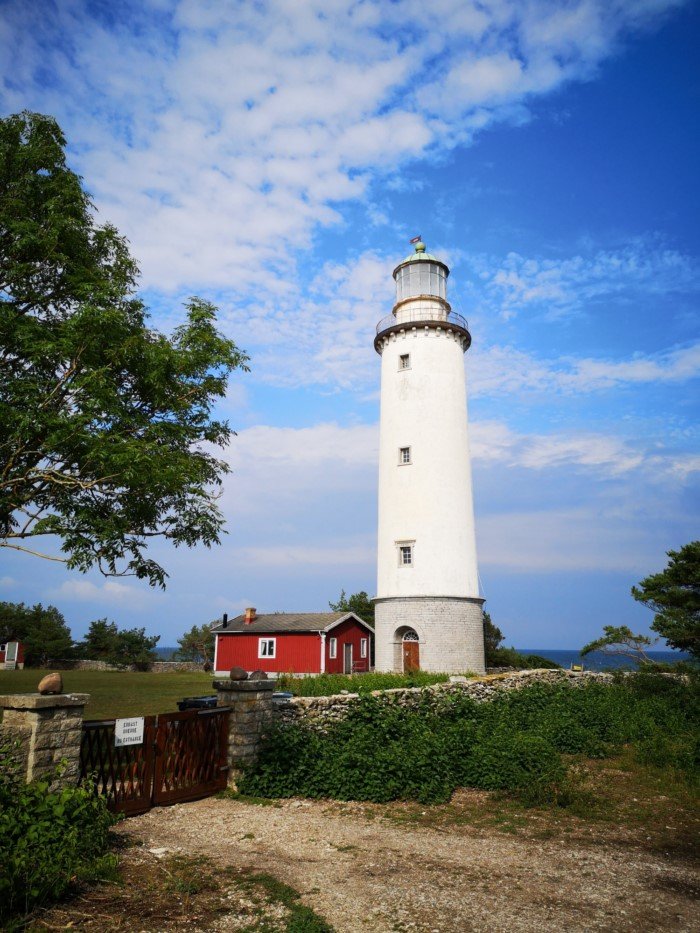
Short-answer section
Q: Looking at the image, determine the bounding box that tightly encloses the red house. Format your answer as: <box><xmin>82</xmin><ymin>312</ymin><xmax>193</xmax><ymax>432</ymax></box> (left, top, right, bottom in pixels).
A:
<box><xmin>212</xmin><ymin>609</ymin><xmax>374</xmax><ymax>677</ymax></box>
<box><xmin>0</xmin><ymin>640</ymin><xmax>25</xmax><ymax>669</ymax></box>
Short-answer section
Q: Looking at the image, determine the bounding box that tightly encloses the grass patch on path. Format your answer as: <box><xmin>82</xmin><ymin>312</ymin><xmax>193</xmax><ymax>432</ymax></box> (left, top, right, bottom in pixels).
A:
<box><xmin>24</xmin><ymin>850</ymin><xmax>335</xmax><ymax>932</ymax></box>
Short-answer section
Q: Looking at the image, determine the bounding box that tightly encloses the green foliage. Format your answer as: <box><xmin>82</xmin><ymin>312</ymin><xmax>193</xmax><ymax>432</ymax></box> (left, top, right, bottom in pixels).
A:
<box><xmin>241</xmin><ymin>675</ymin><xmax>700</xmax><ymax>806</ymax></box>
<box><xmin>632</xmin><ymin>541</ymin><xmax>700</xmax><ymax>660</ymax></box>
<box><xmin>328</xmin><ymin>589</ymin><xmax>375</xmax><ymax>627</ymax></box>
<box><xmin>488</xmin><ymin>646</ymin><xmax>561</xmax><ymax>670</ymax></box>
<box><xmin>174</xmin><ymin>621</ymin><xmax>214</xmax><ymax>665</ymax></box>
<box><xmin>0</xmin><ymin>751</ymin><xmax>116</xmax><ymax>922</ymax></box>
<box><xmin>0</xmin><ymin>111</ymin><xmax>249</xmax><ymax>587</ymax></box>
<box><xmin>0</xmin><ymin>600</ymin><xmax>74</xmax><ymax>664</ymax></box>
<box><xmin>483</xmin><ymin>610</ymin><xmax>504</xmax><ymax>664</ymax></box>
<box><xmin>276</xmin><ymin>670</ymin><xmax>452</xmax><ymax>696</ymax></box>
<box><xmin>580</xmin><ymin>624</ymin><xmax>655</xmax><ymax>663</ymax></box>
<box><xmin>80</xmin><ymin>618</ymin><xmax>159</xmax><ymax>669</ymax></box>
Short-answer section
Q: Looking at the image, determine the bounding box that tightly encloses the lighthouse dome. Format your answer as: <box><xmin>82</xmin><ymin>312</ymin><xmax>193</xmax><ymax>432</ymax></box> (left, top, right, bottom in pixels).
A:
<box><xmin>392</xmin><ymin>240</ymin><xmax>449</xmax><ymax>309</ymax></box>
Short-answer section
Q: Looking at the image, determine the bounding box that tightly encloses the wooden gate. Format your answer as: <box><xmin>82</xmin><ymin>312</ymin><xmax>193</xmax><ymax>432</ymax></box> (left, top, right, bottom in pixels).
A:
<box><xmin>80</xmin><ymin>708</ymin><xmax>230</xmax><ymax>815</ymax></box>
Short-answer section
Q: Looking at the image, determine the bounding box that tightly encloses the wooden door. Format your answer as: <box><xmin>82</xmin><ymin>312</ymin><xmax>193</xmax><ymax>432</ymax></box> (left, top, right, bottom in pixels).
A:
<box><xmin>343</xmin><ymin>643</ymin><xmax>353</xmax><ymax>674</ymax></box>
<box><xmin>403</xmin><ymin>640</ymin><xmax>419</xmax><ymax>672</ymax></box>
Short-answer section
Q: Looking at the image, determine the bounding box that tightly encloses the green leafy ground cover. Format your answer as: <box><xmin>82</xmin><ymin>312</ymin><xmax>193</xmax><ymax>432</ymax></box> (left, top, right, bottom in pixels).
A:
<box><xmin>0</xmin><ymin>669</ymin><xmax>214</xmax><ymax>719</ymax></box>
<box><xmin>0</xmin><ymin>737</ymin><xmax>116</xmax><ymax>925</ymax></box>
<box><xmin>241</xmin><ymin>674</ymin><xmax>700</xmax><ymax>805</ymax></box>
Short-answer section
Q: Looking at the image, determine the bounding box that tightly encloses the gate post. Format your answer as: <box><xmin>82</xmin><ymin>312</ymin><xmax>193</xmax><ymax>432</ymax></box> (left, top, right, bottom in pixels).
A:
<box><xmin>213</xmin><ymin>675</ymin><xmax>275</xmax><ymax>789</ymax></box>
<box><xmin>0</xmin><ymin>692</ymin><xmax>89</xmax><ymax>791</ymax></box>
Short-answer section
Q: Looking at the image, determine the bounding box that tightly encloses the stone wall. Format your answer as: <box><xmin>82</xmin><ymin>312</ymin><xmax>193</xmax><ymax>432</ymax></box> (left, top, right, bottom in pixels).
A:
<box><xmin>275</xmin><ymin>668</ymin><xmax>615</xmax><ymax>729</ymax></box>
<box><xmin>0</xmin><ymin>693</ymin><xmax>88</xmax><ymax>790</ymax></box>
<box><xmin>213</xmin><ymin>677</ymin><xmax>275</xmax><ymax>789</ymax></box>
<box><xmin>46</xmin><ymin>659</ymin><xmax>204</xmax><ymax>673</ymax></box>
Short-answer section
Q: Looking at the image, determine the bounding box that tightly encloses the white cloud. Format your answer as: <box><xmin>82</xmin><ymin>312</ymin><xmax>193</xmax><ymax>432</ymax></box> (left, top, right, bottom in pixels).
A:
<box><xmin>477</xmin><ymin>508</ymin><xmax>663</xmax><ymax>573</ymax></box>
<box><xmin>48</xmin><ymin>579</ymin><xmax>162</xmax><ymax>609</ymax></box>
<box><xmin>0</xmin><ymin>576</ymin><xmax>16</xmax><ymax>589</ymax></box>
<box><xmin>471</xmin><ymin>342</ymin><xmax>700</xmax><ymax>397</ymax></box>
<box><xmin>0</xmin><ymin>0</ymin><xmax>686</xmax><ymax>294</ymax></box>
<box><xmin>467</xmin><ymin>242</ymin><xmax>699</xmax><ymax>321</ymax></box>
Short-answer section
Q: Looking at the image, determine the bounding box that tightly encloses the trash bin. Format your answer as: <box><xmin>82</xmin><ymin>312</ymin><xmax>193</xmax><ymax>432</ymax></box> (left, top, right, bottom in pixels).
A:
<box><xmin>177</xmin><ymin>695</ymin><xmax>218</xmax><ymax>711</ymax></box>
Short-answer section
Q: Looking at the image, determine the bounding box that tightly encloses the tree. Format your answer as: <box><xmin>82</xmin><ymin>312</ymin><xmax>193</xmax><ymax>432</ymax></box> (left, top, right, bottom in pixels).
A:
<box><xmin>483</xmin><ymin>611</ymin><xmax>504</xmax><ymax>665</ymax></box>
<box><xmin>0</xmin><ymin>601</ymin><xmax>73</xmax><ymax>665</ymax></box>
<box><xmin>329</xmin><ymin>590</ymin><xmax>374</xmax><ymax>628</ymax></box>
<box><xmin>175</xmin><ymin>622</ymin><xmax>214</xmax><ymax>666</ymax></box>
<box><xmin>580</xmin><ymin>625</ymin><xmax>656</xmax><ymax>665</ymax></box>
<box><xmin>80</xmin><ymin>618</ymin><xmax>159</xmax><ymax>669</ymax></box>
<box><xmin>0</xmin><ymin>112</ymin><xmax>249</xmax><ymax>587</ymax></box>
<box><xmin>80</xmin><ymin>619</ymin><xmax>120</xmax><ymax>661</ymax></box>
<box><xmin>632</xmin><ymin>542</ymin><xmax>700</xmax><ymax>660</ymax></box>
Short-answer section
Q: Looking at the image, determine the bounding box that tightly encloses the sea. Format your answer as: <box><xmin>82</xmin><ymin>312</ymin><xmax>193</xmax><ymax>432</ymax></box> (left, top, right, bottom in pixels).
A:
<box><xmin>516</xmin><ymin>648</ymin><xmax>691</xmax><ymax>671</ymax></box>
<box><xmin>155</xmin><ymin>645</ymin><xmax>691</xmax><ymax>671</ymax></box>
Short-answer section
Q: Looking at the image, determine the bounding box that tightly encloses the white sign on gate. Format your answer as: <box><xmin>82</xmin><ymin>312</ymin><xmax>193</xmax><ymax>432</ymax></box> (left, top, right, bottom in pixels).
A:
<box><xmin>114</xmin><ymin>717</ymin><xmax>145</xmax><ymax>747</ymax></box>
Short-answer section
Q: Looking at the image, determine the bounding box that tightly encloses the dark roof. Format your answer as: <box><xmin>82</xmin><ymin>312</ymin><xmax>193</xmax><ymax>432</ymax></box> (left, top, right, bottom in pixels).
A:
<box><xmin>211</xmin><ymin>612</ymin><xmax>373</xmax><ymax>635</ymax></box>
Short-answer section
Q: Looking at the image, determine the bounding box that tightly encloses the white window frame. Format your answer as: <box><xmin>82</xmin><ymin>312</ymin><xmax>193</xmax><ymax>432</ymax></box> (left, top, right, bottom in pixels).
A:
<box><xmin>329</xmin><ymin>637</ymin><xmax>337</xmax><ymax>659</ymax></box>
<box><xmin>360</xmin><ymin>638</ymin><xmax>368</xmax><ymax>659</ymax></box>
<box><xmin>398</xmin><ymin>353</ymin><xmax>411</xmax><ymax>371</ymax></box>
<box><xmin>397</xmin><ymin>540</ymin><xmax>415</xmax><ymax>567</ymax></box>
<box><xmin>399</xmin><ymin>446</ymin><xmax>411</xmax><ymax>465</ymax></box>
<box><xmin>258</xmin><ymin>637</ymin><xmax>276</xmax><ymax>659</ymax></box>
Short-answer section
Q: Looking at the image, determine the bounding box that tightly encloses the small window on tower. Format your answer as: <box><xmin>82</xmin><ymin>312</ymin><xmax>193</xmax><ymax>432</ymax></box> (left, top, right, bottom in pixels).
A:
<box><xmin>399</xmin><ymin>353</ymin><xmax>410</xmax><ymax>370</ymax></box>
<box><xmin>399</xmin><ymin>447</ymin><xmax>411</xmax><ymax>465</ymax></box>
<box><xmin>398</xmin><ymin>543</ymin><xmax>414</xmax><ymax>566</ymax></box>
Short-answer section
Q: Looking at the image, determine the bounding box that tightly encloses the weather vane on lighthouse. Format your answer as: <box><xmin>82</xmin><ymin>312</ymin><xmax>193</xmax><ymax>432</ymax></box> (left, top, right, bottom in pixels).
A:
<box><xmin>373</xmin><ymin>238</ymin><xmax>485</xmax><ymax>674</ymax></box>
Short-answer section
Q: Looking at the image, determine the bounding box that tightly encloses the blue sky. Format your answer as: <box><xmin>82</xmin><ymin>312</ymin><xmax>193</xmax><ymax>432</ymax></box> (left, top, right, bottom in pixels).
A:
<box><xmin>1</xmin><ymin>0</ymin><xmax>698</xmax><ymax>650</ymax></box>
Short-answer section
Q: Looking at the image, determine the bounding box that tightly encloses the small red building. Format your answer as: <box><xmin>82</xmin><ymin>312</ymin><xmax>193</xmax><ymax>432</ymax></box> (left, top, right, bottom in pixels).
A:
<box><xmin>0</xmin><ymin>640</ymin><xmax>25</xmax><ymax>669</ymax></box>
<box><xmin>212</xmin><ymin>609</ymin><xmax>373</xmax><ymax>677</ymax></box>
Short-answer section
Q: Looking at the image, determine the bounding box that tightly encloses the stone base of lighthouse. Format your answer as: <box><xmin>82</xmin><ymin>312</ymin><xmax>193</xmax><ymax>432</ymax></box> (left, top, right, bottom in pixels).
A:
<box><xmin>374</xmin><ymin>596</ymin><xmax>486</xmax><ymax>674</ymax></box>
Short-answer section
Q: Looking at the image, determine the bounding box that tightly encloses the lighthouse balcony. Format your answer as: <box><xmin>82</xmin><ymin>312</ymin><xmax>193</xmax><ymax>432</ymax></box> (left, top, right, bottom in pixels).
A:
<box><xmin>374</xmin><ymin>308</ymin><xmax>471</xmax><ymax>353</ymax></box>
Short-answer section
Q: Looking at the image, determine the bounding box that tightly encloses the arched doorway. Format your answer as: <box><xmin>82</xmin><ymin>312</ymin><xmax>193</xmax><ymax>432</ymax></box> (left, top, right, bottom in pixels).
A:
<box><xmin>402</xmin><ymin>629</ymin><xmax>420</xmax><ymax>672</ymax></box>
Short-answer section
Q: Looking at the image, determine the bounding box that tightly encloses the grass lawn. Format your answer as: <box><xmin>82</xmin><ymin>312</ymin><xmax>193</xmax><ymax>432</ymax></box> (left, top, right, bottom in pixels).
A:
<box><xmin>0</xmin><ymin>669</ymin><xmax>215</xmax><ymax>719</ymax></box>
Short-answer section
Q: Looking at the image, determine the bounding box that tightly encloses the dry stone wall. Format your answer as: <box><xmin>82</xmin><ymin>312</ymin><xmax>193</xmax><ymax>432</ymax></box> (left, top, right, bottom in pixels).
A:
<box><xmin>275</xmin><ymin>669</ymin><xmax>615</xmax><ymax>730</ymax></box>
<box><xmin>46</xmin><ymin>659</ymin><xmax>204</xmax><ymax>672</ymax></box>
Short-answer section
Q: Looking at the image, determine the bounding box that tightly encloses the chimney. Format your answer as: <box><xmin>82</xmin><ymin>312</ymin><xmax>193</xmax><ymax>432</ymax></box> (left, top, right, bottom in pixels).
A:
<box><xmin>222</xmin><ymin>613</ymin><xmax>228</xmax><ymax>628</ymax></box>
<box><xmin>244</xmin><ymin>607</ymin><xmax>257</xmax><ymax>625</ymax></box>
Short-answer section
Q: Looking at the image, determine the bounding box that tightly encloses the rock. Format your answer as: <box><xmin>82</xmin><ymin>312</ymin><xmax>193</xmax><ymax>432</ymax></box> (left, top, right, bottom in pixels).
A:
<box><xmin>38</xmin><ymin>672</ymin><xmax>63</xmax><ymax>695</ymax></box>
<box><xmin>249</xmin><ymin>669</ymin><xmax>268</xmax><ymax>680</ymax></box>
<box><xmin>229</xmin><ymin>666</ymin><xmax>248</xmax><ymax>681</ymax></box>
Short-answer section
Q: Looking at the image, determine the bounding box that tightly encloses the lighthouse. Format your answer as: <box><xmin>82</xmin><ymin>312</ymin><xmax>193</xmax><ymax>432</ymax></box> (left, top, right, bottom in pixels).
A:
<box><xmin>373</xmin><ymin>240</ymin><xmax>485</xmax><ymax>674</ymax></box>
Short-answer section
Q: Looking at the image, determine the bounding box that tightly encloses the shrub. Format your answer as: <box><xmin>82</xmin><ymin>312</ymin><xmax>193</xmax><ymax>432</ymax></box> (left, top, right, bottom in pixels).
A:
<box><xmin>241</xmin><ymin>673</ymin><xmax>700</xmax><ymax>807</ymax></box>
<box><xmin>0</xmin><ymin>756</ymin><xmax>116</xmax><ymax>922</ymax></box>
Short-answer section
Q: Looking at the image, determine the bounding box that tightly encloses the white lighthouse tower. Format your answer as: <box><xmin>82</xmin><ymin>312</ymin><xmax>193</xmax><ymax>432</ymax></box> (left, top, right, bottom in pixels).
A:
<box><xmin>373</xmin><ymin>240</ymin><xmax>485</xmax><ymax>674</ymax></box>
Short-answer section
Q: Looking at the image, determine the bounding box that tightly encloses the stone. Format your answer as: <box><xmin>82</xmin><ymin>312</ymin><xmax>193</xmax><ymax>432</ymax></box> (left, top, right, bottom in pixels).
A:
<box><xmin>229</xmin><ymin>666</ymin><xmax>248</xmax><ymax>681</ymax></box>
<box><xmin>37</xmin><ymin>672</ymin><xmax>63</xmax><ymax>695</ymax></box>
<box><xmin>249</xmin><ymin>669</ymin><xmax>268</xmax><ymax>680</ymax></box>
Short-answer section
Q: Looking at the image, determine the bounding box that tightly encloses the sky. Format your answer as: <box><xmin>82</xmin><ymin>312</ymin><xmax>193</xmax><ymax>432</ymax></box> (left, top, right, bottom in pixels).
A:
<box><xmin>1</xmin><ymin>0</ymin><xmax>699</xmax><ymax>650</ymax></box>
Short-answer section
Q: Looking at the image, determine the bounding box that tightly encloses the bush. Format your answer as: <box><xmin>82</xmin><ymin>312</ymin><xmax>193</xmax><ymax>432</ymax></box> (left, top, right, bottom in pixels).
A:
<box><xmin>241</xmin><ymin>673</ymin><xmax>700</xmax><ymax>807</ymax></box>
<box><xmin>0</xmin><ymin>748</ymin><xmax>116</xmax><ymax>923</ymax></box>
<box><xmin>488</xmin><ymin>647</ymin><xmax>561</xmax><ymax>669</ymax></box>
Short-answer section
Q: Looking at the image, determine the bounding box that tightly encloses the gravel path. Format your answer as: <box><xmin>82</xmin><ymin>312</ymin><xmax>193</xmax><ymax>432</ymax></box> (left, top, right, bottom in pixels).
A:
<box><xmin>120</xmin><ymin>795</ymin><xmax>698</xmax><ymax>932</ymax></box>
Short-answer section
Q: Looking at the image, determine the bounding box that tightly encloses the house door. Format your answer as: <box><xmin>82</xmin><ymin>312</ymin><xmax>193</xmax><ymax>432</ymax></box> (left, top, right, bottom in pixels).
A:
<box><xmin>343</xmin><ymin>643</ymin><xmax>353</xmax><ymax>674</ymax></box>
<box><xmin>402</xmin><ymin>631</ymin><xmax>420</xmax><ymax>672</ymax></box>
<box><xmin>4</xmin><ymin>641</ymin><xmax>18</xmax><ymax>670</ymax></box>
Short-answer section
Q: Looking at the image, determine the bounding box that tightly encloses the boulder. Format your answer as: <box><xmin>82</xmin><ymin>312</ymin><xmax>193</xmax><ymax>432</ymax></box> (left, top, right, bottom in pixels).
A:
<box><xmin>229</xmin><ymin>666</ymin><xmax>248</xmax><ymax>681</ymax></box>
<box><xmin>249</xmin><ymin>669</ymin><xmax>268</xmax><ymax>680</ymax></box>
<box><xmin>38</xmin><ymin>672</ymin><xmax>63</xmax><ymax>695</ymax></box>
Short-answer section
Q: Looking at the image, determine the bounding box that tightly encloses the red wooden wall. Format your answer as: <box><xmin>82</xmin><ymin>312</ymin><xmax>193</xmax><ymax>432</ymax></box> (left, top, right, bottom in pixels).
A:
<box><xmin>215</xmin><ymin>632</ymin><xmax>321</xmax><ymax>674</ymax></box>
<box><xmin>325</xmin><ymin>618</ymin><xmax>371</xmax><ymax>674</ymax></box>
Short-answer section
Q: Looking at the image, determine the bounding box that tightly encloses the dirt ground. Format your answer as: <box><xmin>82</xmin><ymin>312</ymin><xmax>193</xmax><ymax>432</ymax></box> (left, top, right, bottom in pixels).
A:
<box><xmin>101</xmin><ymin>787</ymin><xmax>698</xmax><ymax>933</ymax></box>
